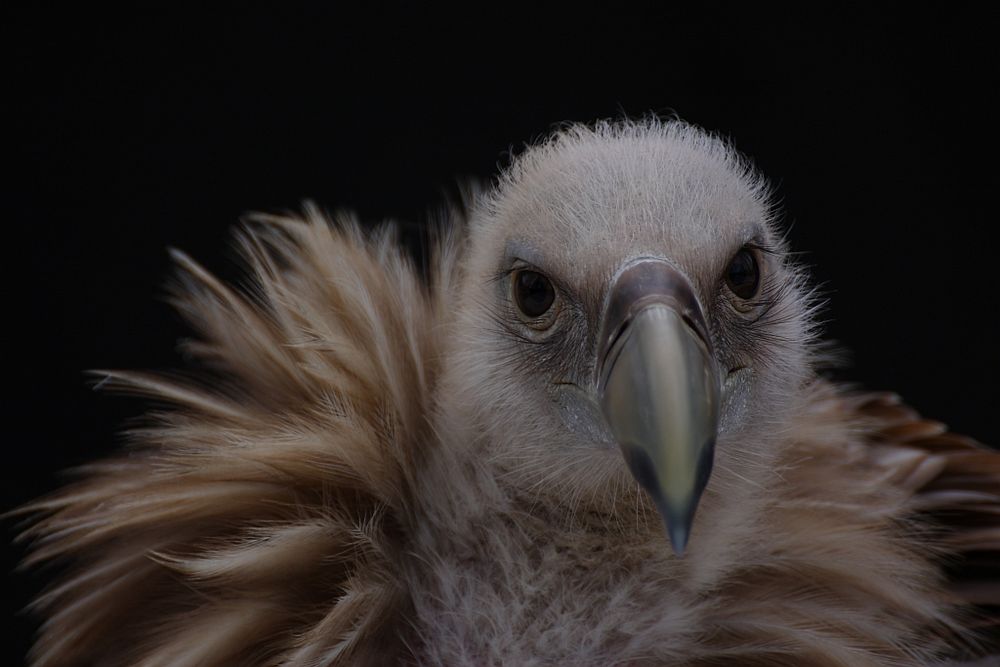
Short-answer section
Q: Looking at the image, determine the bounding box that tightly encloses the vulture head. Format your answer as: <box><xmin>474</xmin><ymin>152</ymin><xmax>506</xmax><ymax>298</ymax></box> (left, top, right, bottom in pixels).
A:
<box><xmin>447</xmin><ymin>122</ymin><xmax>814</xmax><ymax>553</ymax></box>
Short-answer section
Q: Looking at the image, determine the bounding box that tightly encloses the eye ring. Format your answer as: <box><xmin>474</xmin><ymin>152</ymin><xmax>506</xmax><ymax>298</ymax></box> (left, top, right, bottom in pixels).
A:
<box><xmin>512</xmin><ymin>269</ymin><xmax>557</xmax><ymax>328</ymax></box>
<box><xmin>725</xmin><ymin>247</ymin><xmax>761</xmax><ymax>301</ymax></box>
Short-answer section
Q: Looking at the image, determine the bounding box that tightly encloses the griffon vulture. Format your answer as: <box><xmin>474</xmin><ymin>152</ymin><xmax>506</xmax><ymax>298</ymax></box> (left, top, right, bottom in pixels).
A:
<box><xmin>12</xmin><ymin>119</ymin><xmax>999</xmax><ymax>666</ymax></box>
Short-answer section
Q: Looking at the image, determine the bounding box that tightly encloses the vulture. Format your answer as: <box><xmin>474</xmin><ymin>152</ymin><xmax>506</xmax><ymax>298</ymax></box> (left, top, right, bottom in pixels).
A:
<box><xmin>12</xmin><ymin>119</ymin><xmax>1000</xmax><ymax>666</ymax></box>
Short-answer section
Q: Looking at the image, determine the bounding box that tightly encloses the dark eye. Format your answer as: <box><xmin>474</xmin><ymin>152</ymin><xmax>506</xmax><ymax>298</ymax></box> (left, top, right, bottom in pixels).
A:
<box><xmin>725</xmin><ymin>248</ymin><xmax>760</xmax><ymax>300</ymax></box>
<box><xmin>513</xmin><ymin>270</ymin><xmax>556</xmax><ymax>319</ymax></box>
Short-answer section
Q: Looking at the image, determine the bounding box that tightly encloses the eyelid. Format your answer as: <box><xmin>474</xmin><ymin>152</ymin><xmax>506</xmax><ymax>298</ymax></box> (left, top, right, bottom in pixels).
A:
<box><xmin>490</xmin><ymin>259</ymin><xmax>528</xmax><ymax>285</ymax></box>
<box><xmin>743</xmin><ymin>237</ymin><xmax>782</xmax><ymax>257</ymax></box>
<box><xmin>507</xmin><ymin>259</ymin><xmax>554</xmax><ymax>288</ymax></box>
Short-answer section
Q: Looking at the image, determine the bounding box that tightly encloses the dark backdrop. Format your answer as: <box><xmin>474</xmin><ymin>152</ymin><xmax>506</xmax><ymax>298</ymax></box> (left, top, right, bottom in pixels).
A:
<box><xmin>3</xmin><ymin>5</ymin><xmax>995</xmax><ymax>663</ymax></box>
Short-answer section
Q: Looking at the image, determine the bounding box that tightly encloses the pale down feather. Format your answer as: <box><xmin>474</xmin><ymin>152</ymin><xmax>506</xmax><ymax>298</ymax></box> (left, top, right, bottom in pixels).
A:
<box><xmin>12</xmin><ymin>119</ymin><xmax>1000</xmax><ymax>666</ymax></box>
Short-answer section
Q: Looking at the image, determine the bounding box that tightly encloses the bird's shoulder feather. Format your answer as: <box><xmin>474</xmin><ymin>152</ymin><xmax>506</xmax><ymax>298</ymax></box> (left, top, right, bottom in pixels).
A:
<box><xmin>776</xmin><ymin>383</ymin><xmax>1000</xmax><ymax>661</ymax></box>
<box><xmin>13</xmin><ymin>207</ymin><xmax>466</xmax><ymax>666</ymax></box>
<box><xmin>852</xmin><ymin>390</ymin><xmax>1000</xmax><ymax>641</ymax></box>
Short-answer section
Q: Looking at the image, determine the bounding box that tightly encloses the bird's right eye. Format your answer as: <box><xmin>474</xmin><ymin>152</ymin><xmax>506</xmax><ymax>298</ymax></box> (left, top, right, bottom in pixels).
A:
<box><xmin>513</xmin><ymin>269</ymin><xmax>556</xmax><ymax>322</ymax></box>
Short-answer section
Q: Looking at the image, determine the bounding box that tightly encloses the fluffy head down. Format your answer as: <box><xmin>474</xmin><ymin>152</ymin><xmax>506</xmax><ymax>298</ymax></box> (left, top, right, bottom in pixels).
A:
<box><xmin>444</xmin><ymin>119</ymin><xmax>819</xmax><ymax>532</ymax></box>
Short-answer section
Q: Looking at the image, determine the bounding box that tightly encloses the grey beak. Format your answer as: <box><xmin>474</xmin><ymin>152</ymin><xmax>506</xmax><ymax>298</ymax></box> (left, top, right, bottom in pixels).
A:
<box><xmin>597</xmin><ymin>260</ymin><xmax>720</xmax><ymax>555</ymax></box>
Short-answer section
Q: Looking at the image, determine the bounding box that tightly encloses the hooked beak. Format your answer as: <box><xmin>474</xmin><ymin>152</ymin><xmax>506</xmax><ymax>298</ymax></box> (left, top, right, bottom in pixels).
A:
<box><xmin>597</xmin><ymin>259</ymin><xmax>720</xmax><ymax>555</ymax></box>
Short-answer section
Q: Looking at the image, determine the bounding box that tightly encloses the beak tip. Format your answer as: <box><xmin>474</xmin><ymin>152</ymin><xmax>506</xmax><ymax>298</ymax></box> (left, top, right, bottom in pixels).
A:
<box><xmin>654</xmin><ymin>497</ymin><xmax>692</xmax><ymax>556</ymax></box>
<box><xmin>668</xmin><ymin>525</ymin><xmax>689</xmax><ymax>556</ymax></box>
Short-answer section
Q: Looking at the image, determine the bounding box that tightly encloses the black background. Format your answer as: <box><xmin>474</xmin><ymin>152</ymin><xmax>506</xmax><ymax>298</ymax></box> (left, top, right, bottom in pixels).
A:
<box><xmin>2</xmin><ymin>5</ymin><xmax>996</xmax><ymax>663</ymax></box>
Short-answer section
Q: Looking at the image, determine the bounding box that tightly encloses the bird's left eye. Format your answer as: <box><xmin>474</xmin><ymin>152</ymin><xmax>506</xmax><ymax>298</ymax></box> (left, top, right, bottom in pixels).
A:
<box><xmin>725</xmin><ymin>248</ymin><xmax>761</xmax><ymax>300</ymax></box>
<box><xmin>513</xmin><ymin>270</ymin><xmax>556</xmax><ymax>321</ymax></box>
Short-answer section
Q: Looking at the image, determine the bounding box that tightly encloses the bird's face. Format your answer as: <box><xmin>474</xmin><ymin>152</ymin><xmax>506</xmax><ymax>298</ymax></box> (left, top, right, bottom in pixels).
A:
<box><xmin>452</xmin><ymin>122</ymin><xmax>814</xmax><ymax>552</ymax></box>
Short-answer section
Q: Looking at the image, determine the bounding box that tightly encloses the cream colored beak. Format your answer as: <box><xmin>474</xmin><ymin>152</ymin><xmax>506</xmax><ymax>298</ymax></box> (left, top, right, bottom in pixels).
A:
<box><xmin>597</xmin><ymin>260</ymin><xmax>720</xmax><ymax>555</ymax></box>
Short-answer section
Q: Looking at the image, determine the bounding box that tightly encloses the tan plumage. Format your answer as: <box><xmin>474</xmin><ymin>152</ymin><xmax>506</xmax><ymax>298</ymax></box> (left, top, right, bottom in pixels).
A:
<box><xmin>13</xmin><ymin>119</ymin><xmax>999</xmax><ymax>666</ymax></box>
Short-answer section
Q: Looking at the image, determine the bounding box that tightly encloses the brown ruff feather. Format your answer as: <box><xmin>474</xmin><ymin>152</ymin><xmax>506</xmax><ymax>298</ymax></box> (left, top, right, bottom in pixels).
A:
<box><xmin>856</xmin><ymin>392</ymin><xmax>1000</xmax><ymax>635</ymax></box>
<box><xmin>14</xmin><ymin>206</ymin><xmax>464</xmax><ymax>666</ymax></box>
